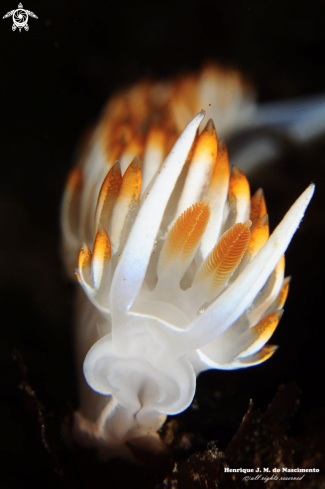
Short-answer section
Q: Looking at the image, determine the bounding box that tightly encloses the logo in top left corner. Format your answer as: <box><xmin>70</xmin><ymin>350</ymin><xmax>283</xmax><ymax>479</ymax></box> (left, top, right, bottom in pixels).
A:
<box><xmin>3</xmin><ymin>3</ymin><xmax>38</xmax><ymax>32</ymax></box>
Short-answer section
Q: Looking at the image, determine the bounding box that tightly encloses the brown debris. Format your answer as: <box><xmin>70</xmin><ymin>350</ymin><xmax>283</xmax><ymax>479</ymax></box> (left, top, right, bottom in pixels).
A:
<box><xmin>156</xmin><ymin>384</ymin><xmax>325</xmax><ymax>489</ymax></box>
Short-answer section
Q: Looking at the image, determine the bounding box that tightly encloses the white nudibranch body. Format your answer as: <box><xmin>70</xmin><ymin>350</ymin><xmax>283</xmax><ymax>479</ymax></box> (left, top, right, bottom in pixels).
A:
<box><xmin>61</xmin><ymin>65</ymin><xmax>314</xmax><ymax>459</ymax></box>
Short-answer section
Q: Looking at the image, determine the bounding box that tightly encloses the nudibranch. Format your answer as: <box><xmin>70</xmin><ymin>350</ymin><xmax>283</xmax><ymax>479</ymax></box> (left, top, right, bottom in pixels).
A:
<box><xmin>61</xmin><ymin>65</ymin><xmax>314</xmax><ymax>459</ymax></box>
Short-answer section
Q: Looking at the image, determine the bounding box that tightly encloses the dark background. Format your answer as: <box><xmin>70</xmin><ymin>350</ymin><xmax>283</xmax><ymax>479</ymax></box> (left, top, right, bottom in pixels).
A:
<box><xmin>0</xmin><ymin>1</ymin><xmax>324</xmax><ymax>488</ymax></box>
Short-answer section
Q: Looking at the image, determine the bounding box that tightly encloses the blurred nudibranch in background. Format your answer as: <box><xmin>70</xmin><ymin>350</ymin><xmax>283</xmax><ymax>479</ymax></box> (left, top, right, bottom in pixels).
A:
<box><xmin>61</xmin><ymin>64</ymin><xmax>315</xmax><ymax>460</ymax></box>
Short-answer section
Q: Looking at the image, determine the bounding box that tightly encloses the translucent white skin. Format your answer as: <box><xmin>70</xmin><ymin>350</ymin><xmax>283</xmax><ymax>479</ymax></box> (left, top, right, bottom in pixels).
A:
<box><xmin>230</xmin><ymin>93</ymin><xmax>325</xmax><ymax>172</ymax></box>
<box><xmin>63</xmin><ymin>109</ymin><xmax>314</xmax><ymax>458</ymax></box>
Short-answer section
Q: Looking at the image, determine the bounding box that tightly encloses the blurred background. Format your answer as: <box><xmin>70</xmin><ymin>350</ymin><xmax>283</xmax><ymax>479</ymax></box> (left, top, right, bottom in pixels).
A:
<box><xmin>0</xmin><ymin>0</ymin><xmax>324</xmax><ymax>487</ymax></box>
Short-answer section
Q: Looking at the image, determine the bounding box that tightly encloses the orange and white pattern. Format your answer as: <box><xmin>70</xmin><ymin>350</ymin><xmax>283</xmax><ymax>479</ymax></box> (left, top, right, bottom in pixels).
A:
<box><xmin>61</xmin><ymin>65</ymin><xmax>314</xmax><ymax>459</ymax></box>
